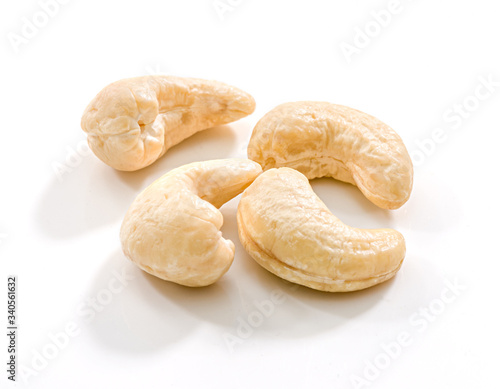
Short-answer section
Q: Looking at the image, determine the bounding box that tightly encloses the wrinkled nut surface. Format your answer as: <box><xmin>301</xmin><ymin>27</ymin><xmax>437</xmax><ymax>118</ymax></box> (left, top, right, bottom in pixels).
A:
<box><xmin>120</xmin><ymin>159</ymin><xmax>262</xmax><ymax>287</ymax></box>
<box><xmin>248</xmin><ymin>101</ymin><xmax>413</xmax><ymax>209</ymax></box>
<box><xmin>237</xmin><ymin>168</ymin><xmax>406</xmax><ymax>292</ymax></box>
<box><xmin>82</xmin><ymin>76</ymin><xmax>256</xmax><ymax>171</ymax></box>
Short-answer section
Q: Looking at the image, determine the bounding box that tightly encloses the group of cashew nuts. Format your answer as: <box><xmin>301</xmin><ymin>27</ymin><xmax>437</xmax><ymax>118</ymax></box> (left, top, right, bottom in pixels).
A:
<box><xmin>81</xmin><ymin>76</ymin><xmax>413</xmax><ymax>292</ymax></box>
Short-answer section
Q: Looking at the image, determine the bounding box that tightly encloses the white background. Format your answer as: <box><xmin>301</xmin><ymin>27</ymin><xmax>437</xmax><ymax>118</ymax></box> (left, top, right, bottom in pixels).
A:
<box><xmin>1</xmin><ymin>0</ymin><xmax>500</xmax><ymax>388</ymax></box>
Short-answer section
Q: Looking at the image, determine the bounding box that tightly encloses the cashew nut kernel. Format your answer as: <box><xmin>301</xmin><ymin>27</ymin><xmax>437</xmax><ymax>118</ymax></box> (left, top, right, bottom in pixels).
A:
<box><xmin>120</xmin><ymin>159</ymin><xmax>262</xmax><ymax>287</ymax></box>
<box><xmin>237</xmin><ymin>167</ymin><xmax>406</xmax><ymax>292</ymax></box>
<box><xmin>82</xmin><ymin>76</ymin><xmax>256</xmax><ymax>171</ymax></box>
<box><xmin>247</xmin><ymin>102</ymin><xmax>413</xmax><ymax>209</ymax></box>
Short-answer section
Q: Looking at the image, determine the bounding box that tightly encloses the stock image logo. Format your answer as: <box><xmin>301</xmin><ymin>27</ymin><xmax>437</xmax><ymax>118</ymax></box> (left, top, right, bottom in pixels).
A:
<box><xmin>339</xmin><ymin>0</ymin><xmax>417</xmax><ymax>64</ymax></box>
<box><xmin>51</xmin><ymin>140</ymin><xmax>91</xmax><ymax>182</ymax></box>
<box><xmin>410</xmin><ymin>74</ymin><xmax>499</xmax><ymax>166</ymax></box>
<box><xmin>222</xmin><ymin>288</ymin><xmax>287</xmax><ymax>352</ymax></box>
<box><xmin>18</xmin><ymin>267</ymin><xmax>135</xmax><ymax>383</ymax></box>
<box><xmin>212</xmin><ymin>0</ymin><xmax>244</xmax><ymax>21</ymax></box>
<box><xmin>7</xmin><ymin>0</ymin><xmax>71</xmax><ymax>53</ymax></box>
<box><xmin>349</xmin><ymin>278</ymin><xmax>466</xmax><ymax>388</ymax></box>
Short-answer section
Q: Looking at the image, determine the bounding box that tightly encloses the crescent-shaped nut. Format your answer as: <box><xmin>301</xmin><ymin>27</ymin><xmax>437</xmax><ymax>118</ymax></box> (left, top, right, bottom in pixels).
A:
<box><xmin>247</xmin><ymin>102</ymin><xmax>413</xmax><ymax>209</ymax></box>
<box><xmin>120</xmin><ymin>159</ymin><xmax>262</xmax><ymax>287</ymax></box>
<box><xmin>81</xmin><ymin>76</ymin><xmax>256</xmax><ymax>171</ymax></box>
<box><xmin>237</xmin><ymin>168</ymin><xmax>406</xmax><ymax>292</ymax></box>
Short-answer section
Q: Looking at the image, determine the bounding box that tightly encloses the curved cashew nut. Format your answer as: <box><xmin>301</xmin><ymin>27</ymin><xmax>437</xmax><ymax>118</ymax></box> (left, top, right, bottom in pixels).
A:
<box><xmin>82</xmin><ymin>76</ymin><xmax>256</xmax><ymax>171</ymax></box>
<box><xmin>237</xmin><ymin>168</ymin><xmax>406</xmax><ymax>292</ymax></box>
<box><xmin>120</xmin><ymin>159</ymin><xmax>262</xmax><ymax>287</ymax></box>
<box><xmin>248</xmin><ymin>102</ymin><xmax>413</xmax><ymax>209</ymax></box>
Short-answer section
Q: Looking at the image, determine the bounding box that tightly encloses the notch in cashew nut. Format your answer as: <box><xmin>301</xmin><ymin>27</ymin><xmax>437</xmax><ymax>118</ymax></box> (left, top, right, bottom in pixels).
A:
<box><xmin>237</xmin><ymin>168</ymin><xmax>406</xmax><ymax>292</ymax></box>
<box><xmin>248</xmin><ymin>101</ymin><xmax>413</xmax><ymax>209</ymax></box>
<box><xmin>81</xmin><ymin>76</ymin><xmax>256</xmax><ymax>171</ymax></box>
<box><xmin>120</xmin><ymin>159</ymin><xmax>262</xmax><ymax>287</ymax></box>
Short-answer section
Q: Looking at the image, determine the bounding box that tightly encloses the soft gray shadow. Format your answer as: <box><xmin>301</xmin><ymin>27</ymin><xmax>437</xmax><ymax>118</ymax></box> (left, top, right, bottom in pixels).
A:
<box><xmin>85</xmin><ymin>250</ymin><xmax>199</xmax><ymax>353</ymax></box>
<box><xmin>236</xmin><ymin>246</ymin><xmax>398</xmax><ymax>333</ymax></box>
<box><xmin>213</xmin><ymin>175</ymin><xmax>446</xmax><ymax>343</ymax></box>
<box><xmin>34</xmin><ymin>125</ymin><xmax>236</xmax><ymax>240</ymax></box>
<box><xmin>218</xmin><ymin>187</ymin><xmax>403</xmax><ymax>340</ymax></box>
<box><xmin>143</xmin><ymin>272</ymin><xmax>236</xmax><ymax>328</ymax></box>
<box><xmin>113</xmin><ymin>124</ymin><xmax>237</xmax><ymax>191</ymax></box>
<box><xmin>34</xmin><ymin>152</ymin><xmax>139</xmax><ymax>240</ymax></box>
<box><xmin>311</xmin><ymin>177</ymin><xmax>394</xmax><ymax>229</ymax></box>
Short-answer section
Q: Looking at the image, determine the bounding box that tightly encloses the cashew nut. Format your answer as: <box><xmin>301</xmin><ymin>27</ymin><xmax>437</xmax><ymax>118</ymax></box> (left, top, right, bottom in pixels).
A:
<box><xmin>247</xmin><ymin>102</ymin><xmax>413</xmax><ymax>209</ymax></box>
<box><xmin>81</xmin><ymin>76</ymin><xmax>256</xmax><ymax>171</ymax></box>
<box><xmin>237</xmin><ymin>167</ymin><xmax>406</xmax><ymax>292</ymax></box>
<box><xmin>120</xmin><ymin>159</ymin><xmax>262</xmax><ymax>287</ymax></box>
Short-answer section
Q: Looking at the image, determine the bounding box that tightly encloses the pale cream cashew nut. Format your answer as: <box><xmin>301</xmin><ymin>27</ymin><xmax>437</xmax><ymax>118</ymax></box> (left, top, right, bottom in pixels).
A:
<box><xmin>237</xmin><ymin>167</ymin><xmax>406</xmax><ymax>292</ymax></box>
<box><xmin>82</xmin><ymin>76</ymin><xmax>256</xmax><ymax>171</ymax></box>
<box><xmin>120</xmin><ymin>159</ymin><xmax>262</xmax><ymax>287</ymax></box>
<box><xmin>248</xmin><ymin>101</ymin><xmax>413</xmax><ymax>209</ymax></box>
